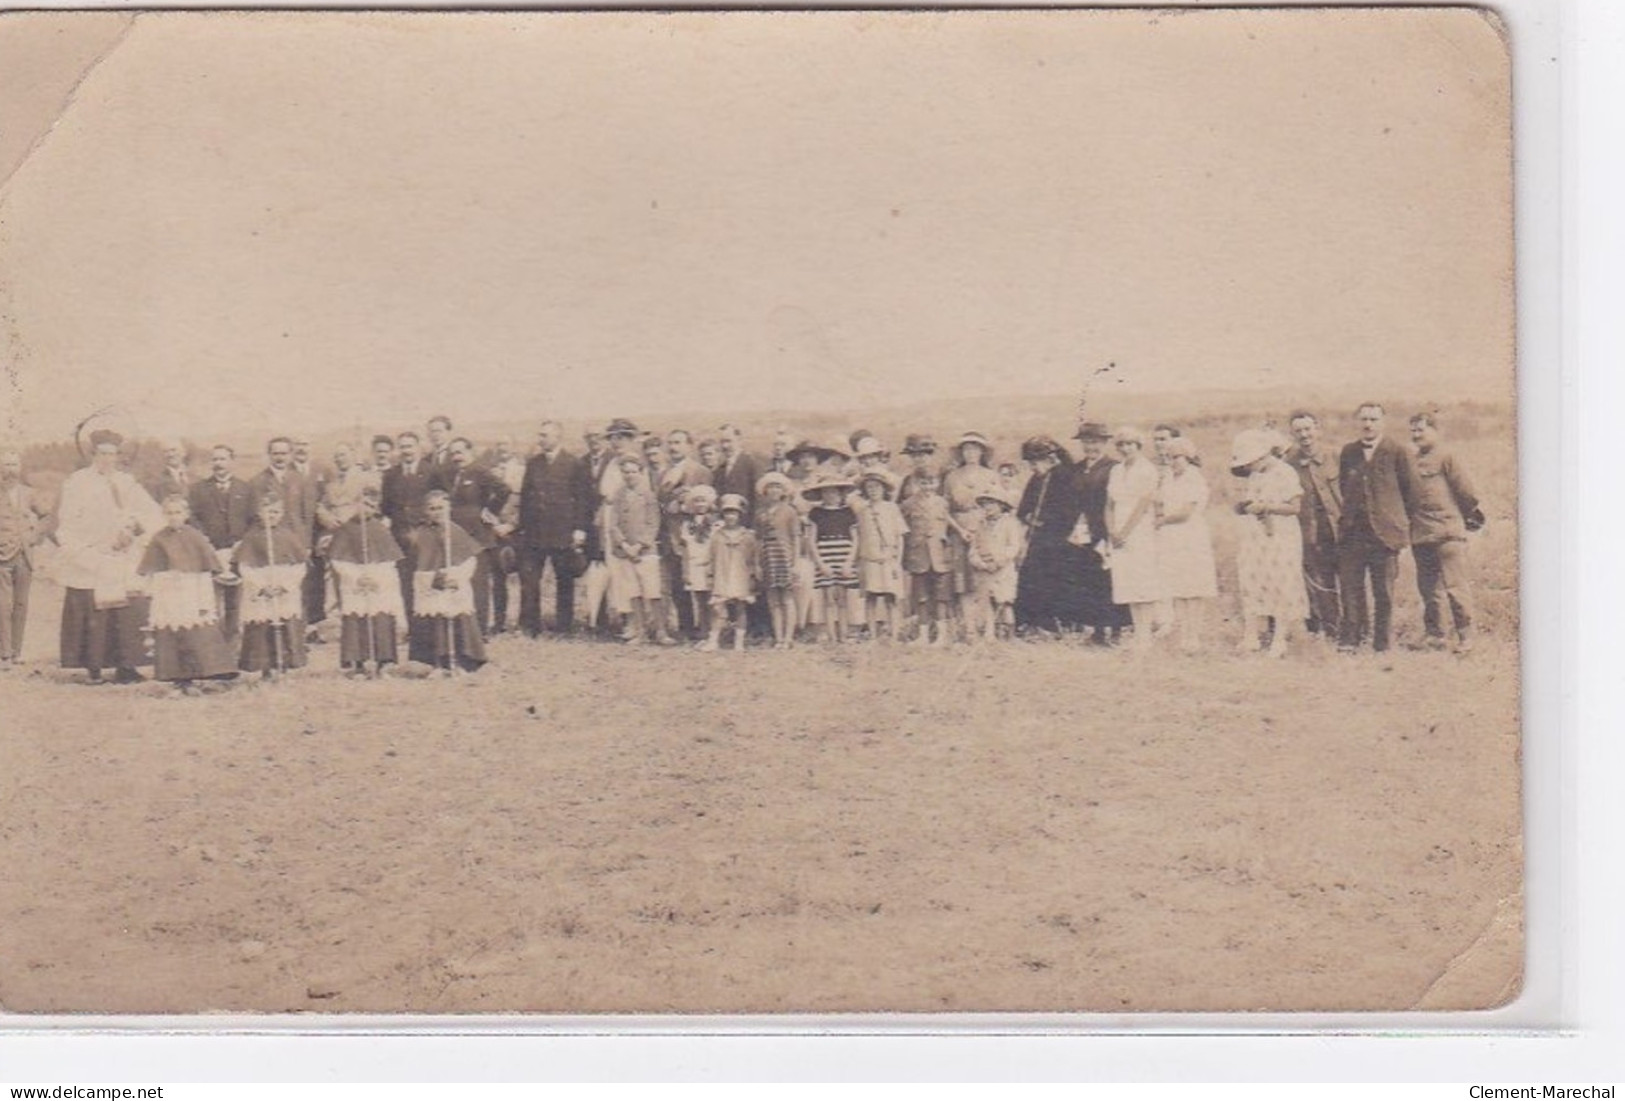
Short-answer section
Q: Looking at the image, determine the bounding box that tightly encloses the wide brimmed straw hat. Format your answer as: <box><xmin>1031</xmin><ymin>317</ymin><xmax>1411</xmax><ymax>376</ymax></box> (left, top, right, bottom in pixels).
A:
<box><xmin>857</xmin><ymin>468</ymin><xmax>898</xmax><ymax>495</ymax></box>
<box><xmin>852</xmin><ymin>436</ymin><xmax>890</xmax><ymax>460</ymax></box>
<box><xmin>802</xmin><ymin>474</ymin><xmax>856</xmax><ymax>501</ymax></box>
<box><xmin>755</xmin><ymin>471</ymin><xmax>793</xmax><ymax>497</ymax></box>
<box><xmin>957</xmin><ymin>431</ymin><xmax>991</xmax><ymax>451</ymax></box>
<box><xmin>1020</xmin><ymin>435</ymin><xmax>1066</xmax><ymax>462</ymax></box>
<box><xmin>975</xmin><ymin>486</ymin><xmax>1017</xmax><ymax>510</ymax></box>
<box><xmin>717</xmin><ymin>493</ymin><xmax>749</xmax><ymax>514</ymax></box>
<box><xmin>683</xmin><ymin>484</ymin><xmax>718</xmax><ymax>511</ymax></box>
<box><xmin>786</xmin><ymin>438</ymin><xmax>846</xmax><ymax>464</ymax></box>
<box><xmin>1164</xmin><ymin>436</ymin><xmax>1198</xmax><ymax>462</ymax></box>
<box><xmin>1229</xmin><ymin>429</ymin><xmax>1275</xmax><ymax>475</ymax></box>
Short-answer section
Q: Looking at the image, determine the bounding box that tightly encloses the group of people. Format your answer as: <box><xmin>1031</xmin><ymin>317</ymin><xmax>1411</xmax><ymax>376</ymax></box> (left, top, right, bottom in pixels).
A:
<box><xmin>0</xmin><ymin>401</ymin><xmax>1486</xmax><ymax>691</ymax></box>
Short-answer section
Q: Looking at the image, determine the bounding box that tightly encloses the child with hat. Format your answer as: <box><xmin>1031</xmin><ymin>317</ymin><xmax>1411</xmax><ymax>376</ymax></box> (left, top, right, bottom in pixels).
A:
<box><xmin>706</xmin><ymin>493</ymin><xmax>759</xmax><ymax>652</ymax></box>
<box><xmin>608</xmin><ymin>452</ymin><xmax>674</xmax><ymax>646</ymax></box>
<box><xmin>754</xmin><ymin>471</ymin><xmax>802</xmax><ymax>649</ymax></box>
<box><xmin>966</xmin><ymin>486</ymin><xmax>1023</xmax><ymax>642</ymax></box>
<box><xmin>900</xmin><ymin>466</ymin><xmax>957</xmax><ymax>646</ymax></box>
<box><xmin>678</xmin><ymin>484</ymin><xmax>719</xmax><ymax>646</ymax></box>
<box><xmin>898</xmin><ymin>434</ymin><xmax>939</xmax><ymax>502</ymax></box>
<box><xmin>804</xmin><ymin>474</ymin><xmax>860</xmax><ymax>643</ymax></box>
<box><xmin>854</xmin><ymin>468</ymin><xmax>908</xmax><ymax>641</ymax></box>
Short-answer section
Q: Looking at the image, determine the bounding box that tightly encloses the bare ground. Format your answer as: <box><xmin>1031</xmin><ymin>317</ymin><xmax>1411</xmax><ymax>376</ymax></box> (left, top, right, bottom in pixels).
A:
<box><xmin>0</xmin><ymin>586</ymin><xmax>1521</xmax><ymax>1016</ymax></box>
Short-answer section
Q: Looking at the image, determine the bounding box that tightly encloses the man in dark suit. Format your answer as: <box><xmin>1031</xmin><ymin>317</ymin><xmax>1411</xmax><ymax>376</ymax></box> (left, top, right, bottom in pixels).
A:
<box><xmin>188</xmin><ymin>443</ymin><xmax>256</xmax><ymax>641</ymax></box>
<box><xmin>1335</xmin><ymin>403</ymin><xmax>1414</xmax><ymax>653</ymax></box>
<box><xmin>248</xmin><ymin>437</ymin><xmax>316</xmax><ymax>545</ymax></box>
<box><xmin>1287</xmin><ymin>410</ymin><xmax>1343</xmax><ymax>640</ymax></box>
<box><xmin>247</xmin><ymin>437</ymin><xmax>323</xmax><ymax>639</ymax></box>
<box><xmin>381</xmin><ymin>431</ymin><xmax>437</xmax><ymax>617</ymax></box>
<box><xmin>656</xmin><ymin>429</ymin><xmax>713</xmax><ymax>638</ymax></box>
<box><xmin>424</xmin><ymin>415</ymin><xmax>455</xmax><ymax>472</ymax></box>
<box><xmin>434</xmin><ymin>436</ymin><xmax>511</xmax><ymax>635</ymax></box>
<box><xmin>515</xmin><ymin>420</ymin><xmax>592</xmax><ymax>636</ymax></box>
<box><xmin>147</xmin><ymin>440</ymin><xmax>193</xmax><ymax>504</ymax></box>
<box><xmin>712</xmin><ymin>424</ymin><xmax>762</xmax><ymax>515</ymax></box>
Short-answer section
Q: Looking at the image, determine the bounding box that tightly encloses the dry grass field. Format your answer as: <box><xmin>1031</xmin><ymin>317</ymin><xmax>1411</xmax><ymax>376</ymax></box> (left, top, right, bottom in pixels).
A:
<box><xmin>0</xmin><ymin>395</ymin><xmax>1521</xmax><ymax>1015</ymax></box>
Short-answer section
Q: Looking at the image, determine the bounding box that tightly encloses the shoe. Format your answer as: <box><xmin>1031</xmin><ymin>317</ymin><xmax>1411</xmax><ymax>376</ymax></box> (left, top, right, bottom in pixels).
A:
<box><xmin>1453</xmin><ymin>636</ymin><xmax>1474</xmax><ymax>655</ymax></box>
<box><xmin>112</xmin><ymin>667</ymin><xmax>146</xmax><ymax>684</ymax></box>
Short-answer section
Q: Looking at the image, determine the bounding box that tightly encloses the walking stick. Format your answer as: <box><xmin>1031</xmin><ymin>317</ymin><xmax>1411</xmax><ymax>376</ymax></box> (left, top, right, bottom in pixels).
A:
<box><xmin>360</xmin><ymin>509</ymin><xmax>380</xmax><ymax>678</ymax></box>
<box><xmin>442</xmin><ymin>519</ymin><xmax>457</xmax><ymax>676</ymax></box>
<box><xmin>264</xmin><ymin>512</ymin><xmax>285</xmax><ymax>682</ymax></box>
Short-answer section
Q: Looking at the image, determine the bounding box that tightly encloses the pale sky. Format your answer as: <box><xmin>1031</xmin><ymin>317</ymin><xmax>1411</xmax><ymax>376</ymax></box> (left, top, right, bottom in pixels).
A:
<box><xmin>0</xmin><ymin>8</ymin><xmax>1513</xmax><ymax>445</ymax></box>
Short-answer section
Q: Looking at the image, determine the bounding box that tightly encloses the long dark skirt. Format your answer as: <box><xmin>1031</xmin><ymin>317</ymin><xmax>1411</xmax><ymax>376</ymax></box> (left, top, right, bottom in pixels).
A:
<box><xmin>59</xmin><ymin>588</ymin><xmax>152</xmax><ymax>671</ymax></box>
<box><xmin>1015</xmin><ymin>542</ymin><xmax>1129</xmax><ymax>631</ymax></box>
<box><xmin>239</xmin><ymin>618</ymin><xmax>308</xmax><ymax>672</ymax></box>
<box><xmin>1076</xmin><ymin>548</ymin><xmax>1132</xmax><ymax>629</ymax></box>
<box><xmin>408</xmin><ymin>613</ymin><xmax>487</xmax><ymax>670</ymax></box>
<box><xmin>153</xmin><ymin>624</ymin><xmax>238</xmax><ymax>681</ymax></box>
<box><xmin>340</xmin><ymin>613</ymin><xmax>400</xmax><ymax>666</ymax></box>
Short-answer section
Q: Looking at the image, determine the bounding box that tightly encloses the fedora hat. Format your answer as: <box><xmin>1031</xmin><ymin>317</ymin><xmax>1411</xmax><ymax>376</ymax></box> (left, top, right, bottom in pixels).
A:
<box><xmin>1073</xmin><ymin>421</ymin><xmax>1112</xmax><ymax>442</ymax></box>
<box><xmin>901</xmin><ymin>434</ymin><xmax>938</xmax><ymax>456</ymax></box>
<box><xmin>603</xmin><ymin>418</ymin><xmax>640</xmax><ymax>439</ymax></box>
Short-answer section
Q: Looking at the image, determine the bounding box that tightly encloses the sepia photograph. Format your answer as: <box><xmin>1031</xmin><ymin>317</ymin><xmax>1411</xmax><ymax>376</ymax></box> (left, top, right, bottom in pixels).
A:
<box><xmin>0</xmin><ymin>6</ymin><xmax>1521</xmax><ymax>1016</ymax></box>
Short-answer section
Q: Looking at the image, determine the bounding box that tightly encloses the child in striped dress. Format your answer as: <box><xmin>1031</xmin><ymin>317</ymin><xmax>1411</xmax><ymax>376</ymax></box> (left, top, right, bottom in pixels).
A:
<box><xmin>803</xmin><ymin>476</ymin><xmax>859</xmax><ymax>643</ymax></box>
<box><xmin>754</xmin><ymin>472</ymin><xmax>801</xmax><ymax>649</ymax></box>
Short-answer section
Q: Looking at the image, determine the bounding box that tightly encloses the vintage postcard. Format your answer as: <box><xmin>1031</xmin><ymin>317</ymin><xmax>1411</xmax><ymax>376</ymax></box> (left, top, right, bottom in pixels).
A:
<box><xmin>0</xmin><ymin>7</ymin><xmax>1519</xmax><ymax>1015</ymax></box>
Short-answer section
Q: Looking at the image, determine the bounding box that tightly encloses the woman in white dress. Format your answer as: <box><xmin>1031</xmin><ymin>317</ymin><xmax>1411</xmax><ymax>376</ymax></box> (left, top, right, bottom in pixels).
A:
<box><xmin>1230</xmin><ymin>429</ymin><xmax>1307</xmax><ymax>658</ymax></box>
<box><xmin>1105</xmin><ymin>426</ymin><xmax>1164</xmax><ymax>652</ymax></box>
<box><xmin>1153</xmin><ymin>437</ymin><xmax>1218</xmax><ymax>652</ymax></box>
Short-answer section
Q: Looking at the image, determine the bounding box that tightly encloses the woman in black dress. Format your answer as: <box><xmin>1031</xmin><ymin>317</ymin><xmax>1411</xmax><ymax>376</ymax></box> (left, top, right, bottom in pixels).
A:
<box><xmin>1014</xmin><ymin>435</ymin><xmax>1089</xmax><ymax>634</ymax></box>
<box><xmin>1070</xmin><ymin>423</ymin><xmax>1132</xmax><ymax>643</ymax></box>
